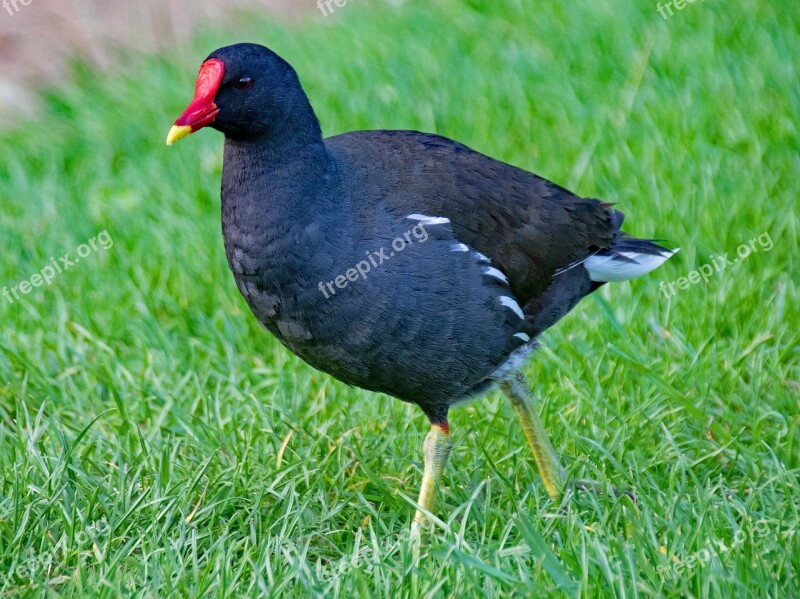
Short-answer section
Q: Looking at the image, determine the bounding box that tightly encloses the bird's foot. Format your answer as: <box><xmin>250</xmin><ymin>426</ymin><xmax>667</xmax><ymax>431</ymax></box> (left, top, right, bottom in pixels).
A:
<box><xmin>409</xmin><ymin>423</ymin><xmax>453</xmax><ymax>543</ymax></box>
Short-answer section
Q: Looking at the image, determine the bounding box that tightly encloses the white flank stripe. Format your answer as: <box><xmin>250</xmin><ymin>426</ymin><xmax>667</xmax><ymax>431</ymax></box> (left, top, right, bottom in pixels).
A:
<box><xmin>483</xmin><ymin>266</ymin><xmax>509</xmax><ymax>284</ymax></box>
<box><xmin>407</xmin><ymin>213</ymin><xmax>450</xmax><ymax>226</ymax></box>
<box><xmin>500</xmin><ymin>296</ymin><xmax>524</xmax><ymax>319</ymax></box>
<box><xmin>585</xmin><ymin>249</ymin><xmax>680</xmax><ymax>282</ymax></box>
<box><xmin>451</xmin><ymin>242</ymin><xmax>469</xmax><ymax>252</ymax></box>
<box><xmin>514</xmin><ymin>332</ymin><xmax>531</xmax><ymax>343</ymax></box>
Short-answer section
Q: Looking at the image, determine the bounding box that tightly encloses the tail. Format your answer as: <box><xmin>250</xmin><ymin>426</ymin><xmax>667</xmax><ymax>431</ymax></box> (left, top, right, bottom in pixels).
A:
<box><xmin>585</xmin><ymin>234</ymin><xmax>679</xmax><ymax>283</ymax></box>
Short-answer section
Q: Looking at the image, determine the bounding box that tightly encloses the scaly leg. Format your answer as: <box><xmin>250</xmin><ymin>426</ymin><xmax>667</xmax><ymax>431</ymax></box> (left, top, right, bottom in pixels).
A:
<box><xmin>500</xmin><ymin>373</ymin><xmax>566</xmax><ymax>500</ymax></box>
<box><xmin>410</xmin><ymin>423</ymin><xmax>452</xmax><ymax>537</ymax></box>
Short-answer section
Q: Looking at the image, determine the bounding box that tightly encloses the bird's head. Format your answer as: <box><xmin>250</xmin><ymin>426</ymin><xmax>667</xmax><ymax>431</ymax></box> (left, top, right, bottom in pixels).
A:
<box><xmin>166</xmin><ymin>43</ymin><xmax>310</xmax><ymax>145</ymax></box>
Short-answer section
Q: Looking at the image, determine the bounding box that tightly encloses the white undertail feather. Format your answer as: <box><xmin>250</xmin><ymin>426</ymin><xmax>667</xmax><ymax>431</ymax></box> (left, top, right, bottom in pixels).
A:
<box><xmin>585</xmin><ymin>249</ymin><xmax>680</xmax><ymax>283</ymax></box>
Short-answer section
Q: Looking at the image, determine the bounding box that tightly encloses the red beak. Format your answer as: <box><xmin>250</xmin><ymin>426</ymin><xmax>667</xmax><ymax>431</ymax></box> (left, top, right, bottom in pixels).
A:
<box><xmin>167</xmin><ymin>58</ymin><xmax>225</xmax><ymax>145</ymax></box>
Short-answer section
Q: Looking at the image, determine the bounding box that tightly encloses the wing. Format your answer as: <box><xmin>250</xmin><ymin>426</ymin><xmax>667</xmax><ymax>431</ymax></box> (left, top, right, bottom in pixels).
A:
<box><xmin>326</xmin><ymin>130</ymin><xmax>622</xmax><ymax>308</ymax></box>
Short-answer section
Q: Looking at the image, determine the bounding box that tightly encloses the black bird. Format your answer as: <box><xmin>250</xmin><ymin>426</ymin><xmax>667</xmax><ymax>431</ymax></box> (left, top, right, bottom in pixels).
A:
<box><xmin>167</xmin><ymin>43</ymin><xmax>676</xmax><ymax>534</ymax></box>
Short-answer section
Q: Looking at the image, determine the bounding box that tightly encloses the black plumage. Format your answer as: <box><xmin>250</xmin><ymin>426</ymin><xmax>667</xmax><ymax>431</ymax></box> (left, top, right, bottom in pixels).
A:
<box><xmin>167</xmin><ymin>43</ymin><xmax>675</xmax><ymax>522</ymax></box>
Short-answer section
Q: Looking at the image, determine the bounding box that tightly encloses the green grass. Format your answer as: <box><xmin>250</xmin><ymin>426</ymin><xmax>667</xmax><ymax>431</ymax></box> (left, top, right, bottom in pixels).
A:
<box><xmin>1</xmin><ymin>0</ymin><xmax>798</xmax><ymax>596</ymax></box>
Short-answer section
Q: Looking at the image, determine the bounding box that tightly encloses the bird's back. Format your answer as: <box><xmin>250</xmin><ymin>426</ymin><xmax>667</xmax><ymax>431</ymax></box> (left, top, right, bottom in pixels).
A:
<box><xmin>325</xmin><ymin>129</ymin><xmax>620</xmax><ymax>309</ymax></box>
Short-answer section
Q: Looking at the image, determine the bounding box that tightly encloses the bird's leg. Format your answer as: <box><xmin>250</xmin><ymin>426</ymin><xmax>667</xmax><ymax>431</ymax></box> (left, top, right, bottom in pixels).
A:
<box><xmin>500</xmin><ymin>373</ymin><xmax>566</xmax><ymax>501</ymax></box>
<box><xmin>410</xmin><ymin>422</ymin><xmax>453</xmax><ymax>536</ymax></box>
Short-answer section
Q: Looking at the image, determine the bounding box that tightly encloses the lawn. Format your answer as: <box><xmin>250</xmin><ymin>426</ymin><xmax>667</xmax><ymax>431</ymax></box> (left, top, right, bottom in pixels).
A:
<box><xmin>0</xmin><ymin>0</ymin><xmax>798</xmax><ymax>596</ymax></box>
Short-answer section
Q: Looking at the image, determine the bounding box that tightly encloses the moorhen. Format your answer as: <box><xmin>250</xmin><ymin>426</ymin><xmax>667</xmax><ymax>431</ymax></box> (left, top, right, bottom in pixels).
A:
<box><xmin>167</xmin><ymin>43</ymin><xmax>677</xmax><ymax>534</ymax></box>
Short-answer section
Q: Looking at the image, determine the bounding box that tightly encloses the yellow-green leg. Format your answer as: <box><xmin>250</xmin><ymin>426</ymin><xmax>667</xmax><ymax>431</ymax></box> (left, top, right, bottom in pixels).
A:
<box><xmin>410</xmin><ymin>423</ymin><xmax>452</xmax><ymax>537</ymax></box>
<box><xmin>500</xmin><ymin>373</ymin><xmax>566</xmax><ymax>500</ymax></box>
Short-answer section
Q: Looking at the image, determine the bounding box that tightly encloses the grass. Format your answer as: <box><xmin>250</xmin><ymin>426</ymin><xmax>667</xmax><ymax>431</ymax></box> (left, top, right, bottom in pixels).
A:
<box><xmin>0</xmin><ymin>0</ymin><xmax>798</xmax><ymax>596</ymax></box>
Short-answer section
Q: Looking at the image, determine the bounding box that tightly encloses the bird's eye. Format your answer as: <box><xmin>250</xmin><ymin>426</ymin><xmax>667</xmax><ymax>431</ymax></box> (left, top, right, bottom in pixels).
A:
<box><xmin>235</xmin><ymin>76</ymin><xmax>253</xmax><ymax>91</ymax></box>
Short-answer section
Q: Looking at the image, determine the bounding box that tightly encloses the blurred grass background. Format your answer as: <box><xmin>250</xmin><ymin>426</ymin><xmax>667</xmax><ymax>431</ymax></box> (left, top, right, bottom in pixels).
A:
<box><xmin>0</xmin><ymin>0</ymin><xmax>798</xmax><ymax>596</ymax></box>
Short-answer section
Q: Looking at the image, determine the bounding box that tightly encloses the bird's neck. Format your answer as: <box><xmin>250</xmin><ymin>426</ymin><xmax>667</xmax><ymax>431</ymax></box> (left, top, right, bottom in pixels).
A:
<box><xmin>221</xmin><ymin>132</ymin><xmax>337</xmax><ymax>219</ymax></box>
<box><xmin>220</xmin><ymin>131</ymin><xmax>350</xmax><ymax>287</ymax></box>
<box><xmin>222</xmin><ymin>93</ymin><xmax>327</xmax><ymax>183</ymax></box>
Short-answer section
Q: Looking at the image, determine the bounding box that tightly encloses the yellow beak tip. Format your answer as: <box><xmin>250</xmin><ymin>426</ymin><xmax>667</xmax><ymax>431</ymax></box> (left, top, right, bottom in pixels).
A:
<box><xmin>166</xmin><ymin>125</ymin><xmax>193</xmax><ymax>146</ymax></box>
